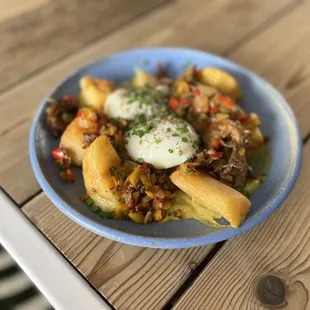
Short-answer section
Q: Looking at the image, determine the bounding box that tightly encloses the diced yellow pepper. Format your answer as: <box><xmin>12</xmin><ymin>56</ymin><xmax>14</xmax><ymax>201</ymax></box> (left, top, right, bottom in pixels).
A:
<box><xmin>128</xmin><ymin>212</ymin><xmax>145</xmax><ymax>224</ymax></box>
<box><xmin>177</xmin><ymin>81</ymin><xmax>190</xmax><ymax>95</ymax></box>
<box><xmin>140</xmin><ymin>175</ymin><xmax>152</xmax><ymax>189</ymax></box>
<box><xmin>114</xmin><ymin>204</ymin><xmax>129</xmax><ymax>219</ymax></box>
<box><xmin>126</xmin><ymin>166</ymin><xmax>142</xmax><ymax>187</ymax></box>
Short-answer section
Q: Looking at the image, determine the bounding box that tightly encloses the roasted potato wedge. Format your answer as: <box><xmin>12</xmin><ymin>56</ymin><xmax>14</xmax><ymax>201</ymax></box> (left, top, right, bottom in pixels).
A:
<box><xmin>197</xmin><ymin>68</ymin><xmax>241</xmax><ymax>99</ymax></box>
<box><xmin>79</xmin><ymin>76</ymin><xmax>114</xmax><ymax>113</ymax></box>
<box><xmin>82</xmin><ymin>135</ymin><xmax>121</xmax><ymax>210</ymax></box>
<box><xmin>132</xmin><ymin>69</ymin><xmax>158</xmax><ymax>88</ymax></box>
<box><xmin>60</xmin><ymin>118</ymin><xmax>86</xmax><ymax>166</ymax></box>
<box><xmin>170</xmin><ymin>166</ymin><xmax>251</xmax><ymax>227</ymax></box>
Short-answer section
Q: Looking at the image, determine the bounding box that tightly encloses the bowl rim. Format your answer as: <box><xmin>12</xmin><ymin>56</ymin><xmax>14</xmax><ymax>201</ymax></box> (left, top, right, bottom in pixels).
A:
<box><xmin>29</xmin><ymin>47</ymin><xmax>303</xmax><ymax>248</ymax></box>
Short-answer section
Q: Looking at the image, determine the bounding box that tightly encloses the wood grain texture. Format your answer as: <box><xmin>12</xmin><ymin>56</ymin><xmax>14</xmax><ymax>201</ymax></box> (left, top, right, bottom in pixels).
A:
<box><xmin>0</xmin><ymin>0</ymin><xmax>48</xmax><ymax>23</ymax></box>
<box><xmin>229</xmin><ymin>0</ymin><xmax>310</xmax><ymax>138</ymax></box>
<box><xmin>0</xmin><ymin>0</ymin><xmax>295</xmax><ymax>204</ymax></box>
<box><xmin>0</xmin><ymin>0</ymin><xmax>169</xmax><ymax>92</ymax></box>
<box><xmin>0</xmin><ymin>121</ymin><xmax>39</xmax><ymax>204</ymax></box>
<box><xmin>22</xmin><ymin>193</ymin><xmax>212</xmax><ymax>310</ymax></box>
<box><xmin>173</xmin><ymin>142</ymin><xmax>310</xmax><ymax>310</ymax></box>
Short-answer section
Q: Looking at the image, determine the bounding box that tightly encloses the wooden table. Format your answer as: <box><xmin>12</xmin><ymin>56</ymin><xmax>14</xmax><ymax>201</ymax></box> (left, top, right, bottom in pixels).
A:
<box><xmin>1</xmin><ymin>0</ymin><xmax>310</xmax><ymax>308</ymax></box>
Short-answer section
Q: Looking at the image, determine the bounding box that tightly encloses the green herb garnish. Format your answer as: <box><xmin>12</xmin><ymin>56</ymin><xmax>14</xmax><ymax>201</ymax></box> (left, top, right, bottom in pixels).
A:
<box><xmin>86</xmin><ymin>198</ymin><xmax>94</xmax><ymax>206</ymax></box>
<box><xmin>183</xmin><ymin>167</ymin><xmax>193</xmax><ymax>176</ymax></box>
<box><xmin>192</xmin><ymin>140</ymin><xmax>200</xmax><ymax>150</ymax></box>
<box><xmin>181</xmin><ymin>59</ymin><xmax>193</xmax><ymax>71</ymax></box>
<box><xmin>120</xmin><ymin>172</ymin><xmax>127</xmax><ymax>180</ymax></box>
<box><xmin>109</xmin><ymin>167</ymin><xmax>117</xmax><ymax>176</ymax></box>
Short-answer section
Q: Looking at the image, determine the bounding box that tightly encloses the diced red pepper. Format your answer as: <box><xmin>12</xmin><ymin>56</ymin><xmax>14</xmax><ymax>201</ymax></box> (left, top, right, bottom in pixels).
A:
<box><xmin>169</xmin><ymin>97</ymin><xmax>180</xmax><ymax>110</ymax></box>
<box><xmin>217</xmin><ymin>96</ymin><xmax>234</xmax><ymax>106</ymax></box>
<box><xmin>140</xmin><ymin>163</ymin><xmax>148</xmax><ymax>172</ymax></box>
<box><xmin>210</xmin><ymin>152</ymin><xmax>223</xmax><ymax>160</ymax></box>
<box><xmin>213</xmin><ymin>139</ymin><xmax>221</xmax><ymax>150</ymax></box>
<box><xmin>155</xmin><ymin>197</ymin><xmax>164</xmax><ymax>204</ymax></box>
<box><xmin>129</xmin><ymin>199</ymin><xmax>136</xmax><ymax>208</ymax></box>
<box><xmin>52</xmin><ymin>148</ymin><xmax>65</xmax><ymax>160</ymax></box>
<box><xmin>245</xmin><ymin>143</ymin><xmax>254</xmax><ymax>150</ymax></box>
<box><xmin>62</xmin><ymin>95</ymin><xmax>78</xmax><ymax>107</ymax></box>
<box><xmin>62</xmin><ymin>94</ymin><xmax>75</xmax><ymax>102</ymax></box>
<box><xmin>66</xmin><ymin>169</ymin><xmax>75</xmax><ymax>182</ymax></box>
<box><xmin>60</xmin><ymin>169</ymin><xmax>75</xmax><ymax>182</ymax></box>
<box><xmin>192</xmin><ymin>89</ymin><xmax>201</xmax><ymax>97</ymax></box>
<box><xmin>209</xmin><ymin>107</ymin><xmax>220</xmax><ymax>114</ymax></box>
<box><xmin>239</xmin><ymin>114</ymin><xmax>247</xmax><ymax>122</ymax></box>
<box><xmin>76</xmin><ymin>110</ymin><xmax>83</xmax><ymax>118</ymax></box>
<box><xmin>179</xmin><ymin>97</ymin><xmax>192</xmax><ymax>106</ymax></box>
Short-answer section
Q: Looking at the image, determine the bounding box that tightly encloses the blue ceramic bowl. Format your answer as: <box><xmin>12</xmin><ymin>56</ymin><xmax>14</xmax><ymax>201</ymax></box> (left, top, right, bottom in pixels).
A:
<box><xmin>29</xmin><ymin>48</ymin><xmax>302</xmax><ymax>248</ymax></box>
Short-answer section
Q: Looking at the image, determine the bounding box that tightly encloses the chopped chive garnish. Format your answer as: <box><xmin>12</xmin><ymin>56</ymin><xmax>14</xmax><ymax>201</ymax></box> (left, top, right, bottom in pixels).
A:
<box><xmin>86</xmin><ymin>198</ymin><xmax>94</xmax><ymax>206</ymax></box>
<box><xmin>192</xmin><ymin>140</ymin><xmax>200</xmax><ymax>149</ymax></box>
<box><xmin>182</xmin><ymin>137</ymin><xmax>188</xmax><ymax>143</ymax></box>
<box><xmin>168</xmin><ymin>149</ymin><xmax>174</xmax><ymax>153</ymax></box>
<box><xmin>120</xmin><ymin>172</ymin><xmax>127</xmax><ymax>180</ymax></box>
<box><xmin>109</xmin><ymin>167</ymin><xmax>117</xmax><ymax>176</ymax></box>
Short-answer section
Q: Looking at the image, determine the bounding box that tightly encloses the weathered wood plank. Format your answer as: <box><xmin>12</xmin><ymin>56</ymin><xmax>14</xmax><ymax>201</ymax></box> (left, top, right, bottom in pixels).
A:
<box><xmin>0</xmin><ymin>121</ymin><xmax>39</xmax><ymax>204</ymax></box>
<box><xmin>0</xmin><ymin>0</ymin><xmax>295</xmax><ymax>203</ymax></box>
<box><xmin>173</xmin><ymin>142</ymin><xmax>310</xmax><ymax>310</ymax></box>
<box><xmin>22</xmin><ymin>193</ymin><xmax>212</xmax><ymax>310</ymax></box>
<box><xmin>0</xmin><ymin>0</ymin><xmax>170</xmax><ymax>92</ymax></box>
<box><xmin>0</xmin><ymin>0</ymin><xmax>48</xmax><ymax>23</ymax></box>
<box><xmin>229</xmin><ymin>0</ymin><xmax>310</xmax><ymax>138</ymax></box>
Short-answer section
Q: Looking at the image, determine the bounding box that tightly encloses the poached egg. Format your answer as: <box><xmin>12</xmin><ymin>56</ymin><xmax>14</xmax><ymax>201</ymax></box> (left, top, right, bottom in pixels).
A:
<box><xmin>125</xmin><ymin>117</ymin><xmax>200</xmax><ymax>169</ymax></box>
<box><xmin>103</xmin><ymin>87</ymin><xmax>168</xmax><ymax>120</ymax></box>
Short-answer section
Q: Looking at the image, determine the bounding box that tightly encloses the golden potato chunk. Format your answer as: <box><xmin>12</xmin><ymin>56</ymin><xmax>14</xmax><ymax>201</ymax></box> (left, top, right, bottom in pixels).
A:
<box><xmin>197</xmin><ymin>68</ymin><xmax>241</xmax><ymax>99</ymax></box>
<box><xmin>82</xmin><ymin>135</ymin><xmax>121</xmax><ymax>210</ymax></box>
<box><xmin>170</xmin><ymin>166</ymin><xmax>251</xmax><ymax>228</ymax></box>
<box><xmin>132</xmin><ymin>69</ymin><xmax>158</xmax><ymax>88</ymax></box>
<box><xmin>79</xmin><ymin>76</ymin><xmax>114</xmax><ymax>113</ymax></box>
<box><xmin>60</xmin><ymin>118</ymin><xmax>86</xmax><ymax>166</ymax></box>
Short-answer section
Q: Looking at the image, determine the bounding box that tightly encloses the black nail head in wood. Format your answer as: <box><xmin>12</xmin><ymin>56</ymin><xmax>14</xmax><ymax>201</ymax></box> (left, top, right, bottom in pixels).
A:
<box><xmin>255</xmin><ymin>275</ymin><xmax>286</xmax><ymax>306</ymax></box>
